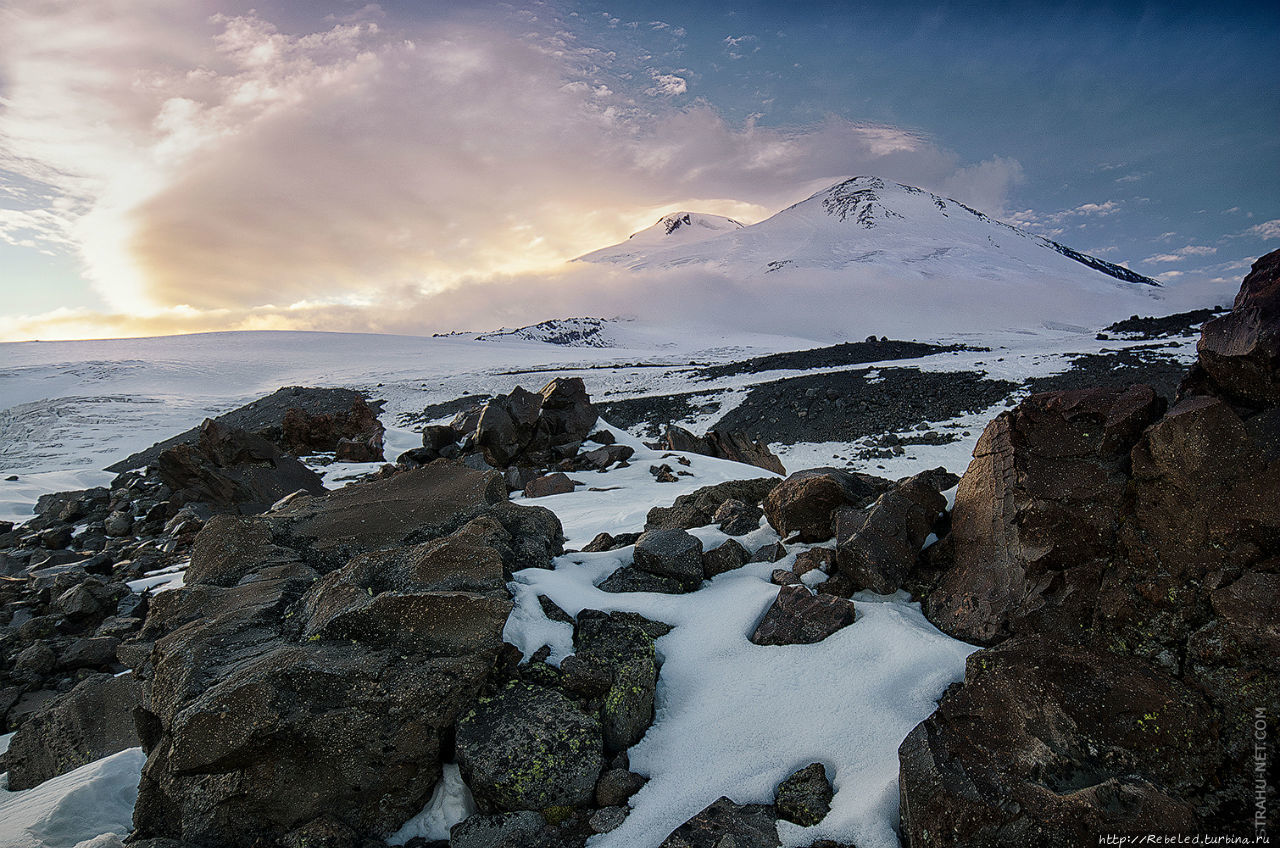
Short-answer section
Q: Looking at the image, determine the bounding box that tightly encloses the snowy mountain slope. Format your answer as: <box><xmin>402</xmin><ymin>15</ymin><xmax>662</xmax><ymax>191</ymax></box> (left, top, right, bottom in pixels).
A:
<box><xmin>578</xmin><ymin>212</ymin><xmax>743</xmax><ymax>265</ymax></box>
<box><xmin>473</xmin><ymin>317</ymin><xmax>626</xmax><ymax>347</ymax></box>
<box><xmin>577</xmin><ymin>176</ymin><xmax>1158</xmax><ymax>293</ymax></box>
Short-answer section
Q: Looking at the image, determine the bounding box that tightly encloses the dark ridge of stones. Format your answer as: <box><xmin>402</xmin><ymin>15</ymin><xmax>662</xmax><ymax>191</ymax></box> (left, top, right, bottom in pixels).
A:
<box><xmin>714</xmin><ymin>367</ymin><xmax>1017</xmax><ymax>446</ymax></box>
<box><xmin>595</xmin><ymin>392</ymin><xmax>725</xmax><ymax>439</ymax></box>
<box><xmin>661</xmin><ymin>426</ymin><xmax>785</xmax><ymax>475</ymax></box>
<box><xmin>1024</xmin><ymin>345</ymin><xmax>1192</xmax><ymax>401</ymax></box>
<box><xmin>697</xmin><ymin>339</ymin><xmax>970</xmax><ymax>379</ymax></box>
<box><xmin>398</xmin><ymin>394</ymin><xmax>493</xmax><ymax>428</ymax></box>
<box><xmin>1102</xmin><ymin>308</ymin><xmax>1223</xmax><ymax>340</ymax></box>
<box><xmin>108</xmin><ymin>387</ymin><xmax>383</xmax><ymax>473</ymax></box>
<box><xmin>645</xmin><ymin>478</ymin><xmax>779</xmax><ymax>533</ymax></box>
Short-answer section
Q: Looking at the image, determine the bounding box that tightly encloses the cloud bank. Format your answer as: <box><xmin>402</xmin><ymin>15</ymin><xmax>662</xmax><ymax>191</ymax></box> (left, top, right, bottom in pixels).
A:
<box><xmin>0</xmin><ymin>2</ymin><xmax>1028</xmax><ymax>338</ymax></box>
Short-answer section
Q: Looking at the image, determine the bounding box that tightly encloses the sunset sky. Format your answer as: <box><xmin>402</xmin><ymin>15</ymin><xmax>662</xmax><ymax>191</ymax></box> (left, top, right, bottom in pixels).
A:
<box><xmin>1</xmin><ymin>0</ymin><xmax>1277</xmax><ymax>341</ymax></box>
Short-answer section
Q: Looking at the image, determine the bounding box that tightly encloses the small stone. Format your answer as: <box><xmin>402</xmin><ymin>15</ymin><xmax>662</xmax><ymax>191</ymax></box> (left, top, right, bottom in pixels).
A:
<box><xmin>702</xmin><ymin>539</ymin><xmax>750</xmax><ymax>579</ymax></box>
<box><xmin>589</xmin><ymin>806</ymin><xmax>627</xmax><ymax>834</ymax></box>
<box><xmin>595</xmin><ymin>768</ymin><xmax>647</xmax><ymax>807</ymax></box>
<box><xmin>775</xmin><ymin>762</ymin><xmax>834</xmax><ymax>827</ymax></box>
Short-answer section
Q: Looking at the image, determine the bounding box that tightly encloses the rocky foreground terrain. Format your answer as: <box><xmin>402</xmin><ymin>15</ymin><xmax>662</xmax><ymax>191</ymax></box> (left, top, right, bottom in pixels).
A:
<box><xmin>0</xmin><ymin>251</ymin><xmax>1276</xmax><ymax>848</ymax></box>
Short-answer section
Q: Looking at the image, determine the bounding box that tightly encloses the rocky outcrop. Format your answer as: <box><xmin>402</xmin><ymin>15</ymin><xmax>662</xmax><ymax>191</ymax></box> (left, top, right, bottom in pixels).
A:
<box><xmin>130</xmin><ymin>460</ymin><xmax>565</xmax><ymax>847</ymax></box>
<box><xmin>903</xmin><ymin>255</ymin><xmax>1280</xmax><ymax>841</ymax></box>
<box><xmin>646</xmin><ymin>478</ymin><xmax>778</xmax><ymax>532</ymax></box>
<box><xmin>156</xmin><ymin>419</ymin><xmax>327</xmax><ymax>515</ymax></box>
<box><xmin>899</xmin><ymin>637</ymin><xmax>1219</xmax><ymax>847</ymax></box>
<box><xmin>474</xmin><ymin>377</ymin><xmax>598</xmax><ymax>468</ymax></box>
<box><xmin>662</xmin><ymin>426</ymin><xmax>786</xmax><ymax>475</ymax></box>
<box><xmin>280</xmin><ymin>395</ymin><xmax>384</xmax><ymax>461</ymax></box>
<box><xmin>926</xmin><ymin>385</ymin><xmax>1164</xmax><ymax>646</ymax></box>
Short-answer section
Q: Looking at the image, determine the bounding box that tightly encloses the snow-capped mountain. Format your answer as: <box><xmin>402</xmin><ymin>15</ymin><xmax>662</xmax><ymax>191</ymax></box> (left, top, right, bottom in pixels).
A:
<box><xmin>578</xmin><ymin>177</ymin><xmax>1158</xmax><ymax>291</ymax></box>
<box><xmin>473</xmin><ymin>317</ymin><xmax>624</xmax><ymax>347</ymax></box>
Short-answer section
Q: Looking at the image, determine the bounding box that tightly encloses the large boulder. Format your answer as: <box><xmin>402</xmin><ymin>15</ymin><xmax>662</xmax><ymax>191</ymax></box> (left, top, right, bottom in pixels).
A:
<box><xmin>455</xmin><ymin>679</ymin><xmax>604</xmax><ymax>813</ymax></box>
<box><xmin>474</xmin><ymin>378</ymin><xmax>597</xmax><ymax>468</ymax></box>
<box><xmin>926</xmin><ymin>385</ymin><xmax>1164</xmax><ymax>646</ymax></box>
<box><xmin>663</xmin><ymin>426</ymin><xmax>786</xmax><ymax>475</ymax></box>
<box><xmin>645</xmin><ymin>478</ymin><xmax>779</xmax><ymax>532</ymax></box>
<box><xmin>834</xmin><ymin>469</ymin><xmax>953</xmax><ymax>595</ymax></box>
<box><xmin>280</xmin><ymin>395</ymin><xmax>384</xmax><ymax>461</ymax></box>
<box><xmin>631</xmin><ymin>529</ymin><xmax>705</xmax><ymax>591</ymax></box>
<box><xmin>156</xmin><ymin>419</ymin><xmax>327</xmax><ymax>515</ymax></box>
<box><xmin>749</xmin><ymin>586</ymin><xmax>856</xmax><ymax>646</ymax></box>
<box><xmin>4</xmin><ymin>672</ymin><xmax>142</xmax><ymax>790</ymax></box>
<box><xmin>899</xmin><ymin>637</ymin><xmax>1220</xmax><ymax>847</ymax></box>
<box><xmin>659</xmin><ymin>797</ymin><xmax>780</xmax><ymax>848</ymax></box>
<box><xmin>1188</xmin><ymin>248</ymin><xmax>1280</xmax><ymax>407</ymax></box>
<box><xmin>762</xmin><ymin>467</ymin><xmax>890</xmax><ymax>542</ymax></box>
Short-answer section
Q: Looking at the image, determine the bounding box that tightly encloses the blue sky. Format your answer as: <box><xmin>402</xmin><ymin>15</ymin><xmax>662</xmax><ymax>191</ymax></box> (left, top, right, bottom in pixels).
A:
<box><xmin>0</xmin><ymin>0</ymin><xmax>1276</xmax><ymax>339</ymax></box>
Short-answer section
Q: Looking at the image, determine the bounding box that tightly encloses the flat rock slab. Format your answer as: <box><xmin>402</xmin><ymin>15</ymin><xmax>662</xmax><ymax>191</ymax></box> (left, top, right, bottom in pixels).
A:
<box><xmin>750</xmin><ymin>585</ymin><xmax>856</xmax><ymax>646</ymax></box>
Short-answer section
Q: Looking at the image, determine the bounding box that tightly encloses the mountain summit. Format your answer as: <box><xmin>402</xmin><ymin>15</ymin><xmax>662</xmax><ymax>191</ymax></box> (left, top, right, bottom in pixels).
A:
<box><xmin>578</xmin><ymin>176</ymin><xmax>1158</xmax><ymax>290</ymax></box>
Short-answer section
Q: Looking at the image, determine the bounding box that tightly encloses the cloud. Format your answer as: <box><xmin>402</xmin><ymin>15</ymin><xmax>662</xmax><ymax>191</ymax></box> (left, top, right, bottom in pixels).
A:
<box><xmin>723</xmin><ymin>34</ymin><xmax>758</xmax><ymax>59</ymax></box>
<box><xmin>0</xmin><ymin>2</ymin><xmax>1028</xmax><ymax>334</ymax></box>
<box><xmin>1244</xmin><ymin>219</ymin><xmax>1280</xmax><ymax>240</ymax></box>
<box><xmin>1143</xmin><ymin>244</ymin><xmax>1219</xmax><ymax>264</ymax></box>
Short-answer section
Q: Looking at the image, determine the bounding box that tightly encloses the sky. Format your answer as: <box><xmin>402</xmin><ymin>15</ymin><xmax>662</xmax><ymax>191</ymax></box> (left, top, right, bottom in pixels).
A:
<box><xmin>0</xmin><ymin>0</ymin><xmax>1276</xmax><ymax>341</ymax></box>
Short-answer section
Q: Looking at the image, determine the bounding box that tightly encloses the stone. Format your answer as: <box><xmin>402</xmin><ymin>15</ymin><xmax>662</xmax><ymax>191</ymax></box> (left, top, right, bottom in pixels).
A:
<box><xmin>834</xmin><ymin>470</ymin><xmax>948</xmax><ymax>595</ymax></box>
<box><xmin>450</xmin><ymin>811</ymin><xmax>545</xmax><ymax>848</ymax></box>
<box><xmin>750</xmin><ymin>586</ymin><xmax>856</xmax><ymax>646</ymax></box>
<box><xmin>762</xmin><ymin>468</ymin><xmax>890</xmax><ymax>542</ymax></box>
<box><xmin>523</xmin><ymin>472</ymin><xmax>576</xmax><ymax>498</ymax></box>
<box><xmin>713</xmin><ymin>498</ymin><xmax>764</xmax><ymax>536</ymax></box>
<box><xmin>155</xmin><ymin>419</ymin><xmax>327</xmax><ymax>515</ymax></box>
<box><xmin>662</xmin><ymin>426</ymin><xmax>786</xmax><ymax>475</ymax></box>
<box><xmin>58</xmin><ymin>636</ymin><xmax>122</xmax><ymax>670</ymax></box>
<box><xmin>702</xmin><ymin>539</ymin><xmax>750</xmax><ymax>578</ymax></box>
<box><xmin>632</xmin><ymin>529</ymin><xmax>704</xmax><ymax>590</ymax></box>
<box><xmin>659</xmin><ymin>797</ymin><xmax>780</xmax><ymax>848</ymax></box>
<box><xmin>645</xmin><ymin>479</ymin><xmax>779</xmax><ymax>532</ymax></box>
<box><xmin>474</xmin><ymin>378</ymin><xmax>597</xmax><ymax>468</ymax></box>
<box><xmin>456</xmin><ymin>679</ymin><xmax>604</xmax><ymax>812</ymax></box>
<box><xmin>4</xmin><ymin>672</ymin><xmax>142</xmax><ymax>790</ymax></box>
<box><xmin>770</xmin><ymin>569</ymin><xmax>803</xmax><ymax>586</ymax></box>
<box><xmin>898</xmin><ymin>637</ymin><xmax>1219</xmax><ymax>847</ymax></box>
<box><xmin>1191</xmin><ymin>248</ymin><xmax>1280</xmax><ymax>407</ymax></box>
<box><xmin>589</xmin><ymin>807</ymin><xmax>627</xmax><ymax>834</ymax></box>
<box><xmin>774</xmin><ymin>763</ymin><xmax>833</xmax><ymax>827</ymax></box>
<box><xmin>184</xmin><ymin>514</ymin><xmax>303</xmax><ymax>586</ymax></box>
<box><xmin>926</xmin><ymin>385</ymin><xmax>1164</xmax><ymax>646</ymax></box>
<box><xmin>791</xmin><ymin>548</ymin><xmax>834</xmax><ymax>576</ymax></box>
<box><xmin>56</xmin><ymin>582</ymin><xmax>104</xmax><ymax>618</ymax></box>
<box><xmin>15</xmin><ymin>643</ymin><xmax>56</xmax><ymax>677</ymax></box>
<box><xmin>597</xmin><ymin>566</ymin><xmax>687</xmax><ymax>595</ymax></box>
<box><xmin>280</xmin><ymin>395</ymin><xmax>385</xmax><ymax>460</ymax></box>
<box><xmin>570</xmin><ymin>610</ymin><xmax>669</xmax><ymax>753</ymax></box>
<box><xmin>103</xmin><ymin>510</ymin><xmax>134</xmax><ymax>537</ymax></box>
<box><xmin>595</xmin><ymin>768</ymin><xmax>647</xmax><ymax>807</ymax></box>
<box><xmin>581</xmin><ymin>532</ymin><xmax>617</xmax><ymax>552</ymax></box>
<box><xmin>749</xmin><ymin>542</ymin><xmax>787</xmax><ymax>563</ymax></box>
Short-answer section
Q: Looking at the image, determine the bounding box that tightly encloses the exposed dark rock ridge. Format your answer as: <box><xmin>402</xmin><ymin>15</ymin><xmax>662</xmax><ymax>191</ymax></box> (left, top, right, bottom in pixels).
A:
<box><xmin>1102</xmin><ymin>308</ymin><xmax>1223</xmax><ymax>340</ymax></box>
<box><xmin>661</xmin><ymin>425</ymin><xmax>785</xmax><ymax>475</ymax></box>
<box><xmin>108</xmin><ymin>387</ymin><xmax>385</xmax><ymax>472</ymax></box>
<box><xmin>901</xmin><ymin>250</ymin><xmax>1280</xmax><ymax>843</ymax></box>
<box><xmin>697</xmin><ymin>338</ymin><xmax>968</xmax><ymax>379</ymax></box>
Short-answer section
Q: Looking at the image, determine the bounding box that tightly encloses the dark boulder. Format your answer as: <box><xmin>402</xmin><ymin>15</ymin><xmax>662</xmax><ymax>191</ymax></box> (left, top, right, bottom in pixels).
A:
<box><xmin>632</xmin><ymin>529</ymin><xmax>704</xmax><ymax>590</ymax></box>
<box><xmin>750</xmin><ymin>585</ymin><xmax>856</xmax><ymax>646</ymax></box>
<box><xmin>1189</xmin><ymin>248</ymin><xmax>1280</xmax><ymax>407</ymax></box>
<box><xmin>774</xmin><ymin>762</ymin><xmax>833</xmax><ymax>827</ymax></box>
<box><xmin>702</xmin><ymin>539</ymin><xmax>750</xmax><ymax>578</ymax></box>
<box><xmin>762</xmin><ymin>468</ymin><xmax>890</xmax><ymax>543</ymax></box>
<box><xmin>898</xmin><ymin>637</ymin><xmax>1220</xmax><ymax>847</ymax></box>
<box><xmin>659</xmin><ymin>797</ymin><xmax>780</xmax><ymax>848</ymax></box>
<box><xmin>663</xmin><ymin>426</ymin><xmax>786</xmax><ymax>475</ymax></box>
<box><xmin>456</xmin><ymin>679</ymin><xmax>604</xmax><ymax>812</ymax></box>
<box><xmin>184</xmin><ymin>514</ymin><xmax>302</xmax><ymax>586</ymax></box>
<box><xmin>156</xmin><ymin>419</ymin><xmax>327</xmax><ymax>515</ymax></box>
<box><xmin>475</xmin><ymin>378</ymin><xmax>598</xmax><ymax>468</ymax></box>
<box><xmin>834</xmin><ymin>469</ymin><xmax>950</xmax><ymax>595</ymax></box>
<box><xmin>4</xmin><ymin>672</ymin><xmax>142</xmax><ymax>790</ymax></box>
<box><xmin>280</xmin><ymin>395</ymin><xmax>384</xmax><ymax>461</ymax></box>
<box><xmin>645</xmin><ymin>479</ymin><xmax>778</xmax><ymax>532</ymax></box>
<box><xmin>926</xmin><ymin>385</ymin><xmax>1164</xmax><ymax>646</ymax></box>
<box><xmin>523</xmin><ymin>472</ymin><xmax>576</xmax><ymax>498</ymax></box>
<box><xmin>712</xmin><ymin>498</ymin><xmax>763</xmax><ymax>536</ymax></box>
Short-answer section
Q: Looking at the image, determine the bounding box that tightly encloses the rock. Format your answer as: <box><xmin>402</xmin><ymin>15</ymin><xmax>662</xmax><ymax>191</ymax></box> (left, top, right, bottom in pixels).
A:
<box><xmin>748</xmin><ymin>542</ymin><xmax>787</xmax><ymax>563</ymax></box>
<box><xmin>575</xmin><ymin>444</ymin><xmax>635</xmax><ymax>471</ymax></box>
<box><xmin>595</xmin><ymin>768</ymin><xmax>646</xmax><ymax>807</ymax></box>
<box><xmin>926</xmin><ymin>385</ymin><xmax>1165</xmax><ymax>646</ymax></box>
<box><xmin>898</xmin><ymin>637</ymin><xmax>1219</xmax><ymax>847</ymax></box>
<box><xmin>659</xmin><ymin>797</ymin><xmax>780</xmax><ymax>848</ymax></box>
<box><xmin>713</xmin><ymin>498</ymin><xmax>763</xmax><ymax>536</ymax></box>
<box><xmin>156</xmin><ymin>419</ymin><xmax>327</xmax><ymax>515</ymax></box>
<box><xmin>662</xmin><ymin>426</ymin><xmax>786</xmax><ymax>475</ymax></box>
<box><xmin>650</xmin><ymin>464</ymin><xmax>678</xmax><ymax>483</ymax></box>
<box><xmin>589</xmin><ymin>806</ymin><xmax>627</xmax><ymax>834</ymax></box>
<box><xmin>581</xmin><ymin>533</ymin><xmax>617</xmax><ymax>553</ymax></box>
<box><xmin>523</xmin><ymin>472</ymin><xmax>576</xmax><ymax>498</ymax></box>
<box><xmin>281</xmin><ymin>395</ymin><xmax>385</xmax><ymax>460</ymax></box>
<box><xmin>770</xmin><ymin>569</ymin><xmax>803</xmax><ymax>586</ymax></box>
<box><xmin>276</xmin><ymin>815</ymin><xmax>362</xmax><ymax>848</ymax></box>
<box><xmin>4</xmin><ymin>672</ymin><xmax>142</xmax><ymax>789</ymax></box>
<box><xmin>1191</xmin><ymin>248</ymin><xmax>1280</xmax><ymax>407</ymax></box>
<box><xmin>107</xmin><ymin>387</ymin><xmax>384</xmax><ymax>473</ymax></box>
<box><xmin>58</xmin><ymin>636</ymin><xmax>122</xmax><ymax>670</ymax></box>
<box><xmin>791</xmin><ymin>548</ymin><xmax>834</xmax><ymax>576</ymax></box>
<box><xmin>475</xmin><ymin>378</ymin><xmax>598</xmax><ymax>468</ymax></box>
<box><xmin>597</xmin><ymin>566</ymin><xmax>687</xmax><ymax>595</ymax></box>
<box><xmin>702</xmin><ymin>539</ymin><xmax>750</xmax><ymax>578</ymax></box>
<box><xmin>103</xmin><ymin>510</ymin><xmax>134</xmax><ymax>537</ymax></box>
<box><xmin>450</xmin><ymin>811</ymin><xmax>545</xmax><ymax>848</ymax></box>
<box><xmin>750</xmin><ymin>586</ymin><xmax>856</xmax><ymax>646</ymax></box>
<box><xmin>184</xmin><ymin>514</ymin><xmax>302</xmax><ymax>586</ymax></box>
<box><xmin>645</xmin><ymin>479</ymin><xmax>778</xmax><ymax>532</ymax></box>
<box><xmin>456</xmin><ymin>679</ymin><xmax>604</xmax><ymax>812</ymax></box>
<box><xmin>56</xmin><ymin>582</ymin><xmax>104</xmax><ymax>618</ymax></box>
<box><xmin>762</xmin><ymin>468</ymin><xmax>889</xmax><ymax>542</ymax></box>
<box><xmin>834</xmin><ymin>470</ymin><xmax>948</xmax><ymax>594</ymax></box>
<box><xmin>570</xmin><ymin>610</ymin><xmax>669</xmax><ymax>753</ymax></box>
<box><xmin>632</xmin><ymin>529</ymin><xmax>704</xmax><ymax>590</ymax></box>
<box><xmin>15</xmin><ymin>643</ymin><xmax>56</xmax><ymax>678</ymax></box>
<box><xmin>775</xmin><ymin>763</ymin><xmax>833</xmax><ymax>827</ymax></box>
